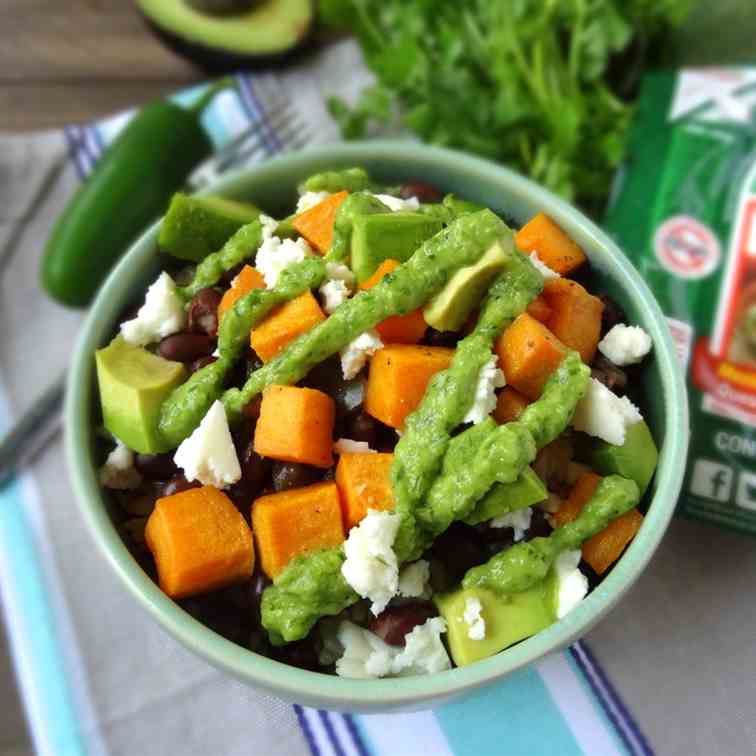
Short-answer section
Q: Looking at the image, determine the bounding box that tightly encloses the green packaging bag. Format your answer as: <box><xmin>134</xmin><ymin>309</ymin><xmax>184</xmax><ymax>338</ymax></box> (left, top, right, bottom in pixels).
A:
<box><xmin>605</xmin><ymin>67</ymin><xmax>756</xmax><ymax>534</ymax></box>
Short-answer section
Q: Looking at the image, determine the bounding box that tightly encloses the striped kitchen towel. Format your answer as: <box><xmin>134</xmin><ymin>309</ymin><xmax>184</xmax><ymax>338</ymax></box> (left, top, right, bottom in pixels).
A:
<box><xmin>0</xmin><ymin>42</ymin><xmax>653</xmax><ymax>756</ymax></box>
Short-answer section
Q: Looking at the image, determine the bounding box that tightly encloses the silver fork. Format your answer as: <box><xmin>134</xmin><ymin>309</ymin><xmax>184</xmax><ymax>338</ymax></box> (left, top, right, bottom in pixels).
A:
<box><xmin>0</xmin><ymin>96</ymin><xmax>310</xmax><ymax>487</ymax></box>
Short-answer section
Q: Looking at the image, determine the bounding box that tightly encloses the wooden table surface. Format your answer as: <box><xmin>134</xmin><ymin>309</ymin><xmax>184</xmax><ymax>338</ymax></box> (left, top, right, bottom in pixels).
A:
<box><xmin>0</xmin><ymin>0</ymin><xmax>204</xmax><ymax>131</ymax></box>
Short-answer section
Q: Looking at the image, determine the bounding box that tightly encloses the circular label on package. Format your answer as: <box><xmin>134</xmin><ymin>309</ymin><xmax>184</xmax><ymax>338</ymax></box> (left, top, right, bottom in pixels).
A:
<box><xmin>654</xmin><ymin>215</ymin><xmax>721</xmax><ymax>279</ymax></box>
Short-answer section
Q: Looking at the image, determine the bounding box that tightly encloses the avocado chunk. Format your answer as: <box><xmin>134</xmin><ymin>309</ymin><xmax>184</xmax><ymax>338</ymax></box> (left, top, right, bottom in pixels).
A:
<box><xmin>463</xmin><ymin>467</ymin><xmax>547</xmax><ymax>526</ymax></box>
<box><xmin>96</xmin><ymin>336</ymin><xmax>186</xmax><ymax>454</ymax></box>
<box><xmin>137</xmin><ymin>0</ymin><xmax>313</xmax><ymax>72</ymax></box>
<box><xmin>435</xmin><ymin>580</ymin><xmax>557</xmax><ymax>667</ymax></box>
<box><xmin>159</xmin><ymin>193</ymin><xmax>261</xmax><ymax>262</ymax></box>
<box><xmin>588</xmin><ymin>419</ymin><xmax>658</xmax><ymax>495</ymax></box>
<box><xmin>350</xmin><ymin>212</ymin><xmax>443</xmax><ymax>283</ymax></box>
<box><xmin>423</xmin><ymin>235</ymin><xmax>512</xmax><ymax>332</ymax></box>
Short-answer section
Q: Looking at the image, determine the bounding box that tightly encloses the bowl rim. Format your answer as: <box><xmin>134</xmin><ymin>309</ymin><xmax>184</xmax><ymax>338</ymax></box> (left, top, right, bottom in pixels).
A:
<box><xmin>65</xmin><ymin>140</ymin><xmax>688</xmax><ymax>708</ymax></box>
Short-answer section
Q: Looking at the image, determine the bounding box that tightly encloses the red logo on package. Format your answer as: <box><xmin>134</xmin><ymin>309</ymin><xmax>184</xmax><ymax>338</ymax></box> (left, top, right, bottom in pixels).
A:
<box><xmin>654</xmin><ymin>215</ymin><xmax>721</xmax><ymax>279</ymax></box>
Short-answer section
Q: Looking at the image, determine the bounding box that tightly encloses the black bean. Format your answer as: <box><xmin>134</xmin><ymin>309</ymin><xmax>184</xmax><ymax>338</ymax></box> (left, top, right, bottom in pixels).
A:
<box><xmin>300</xmin><ymin>357</ymin><xmax>345</xmax><ymax>397</ymax></box>
<box><xmin>188</xmin><ymin>355</ymin><xmax>218</xmax><ymax>374</ymax></box>
<box><xmin>157</xmin><ymin>474</ymin><xmax>200</xmax><ymax>498</ymax></box>
<box><xmin>272</xmin><ymin>640</ymin><xmax>320</xmax><ymax>671</ymax></box>
<box><xmin>158</xmin><ymin>332</ymin><xmax>216</xmax><ymax>363</ymax></box>
<box><xmin>120</xmin><ymin>489</ymin><xmax>158</xmax><ymax>517</ymax></box>
<box><xmin>526</xmin><ymin>508</ymin><xmax>553</xmax><ymax>539</ymax></box>
<box><xmin>220</xmin><ymin>262</ymin><xmax>245</xmax><ymax>286</ymax></box>
<box><xmin>344</xmin><ymin>411</ymin><xmax>378</xmax><ymax>447</ymax></box>
<box><xmin>369</xmin><ymin>601</ymin><xmax>437</xmax><ymax>646</ymax></box>
<box><xmin>188</xmin><ymin>288</ymin><xmax>222</xmax><ymax>337</ymax></box>
<box><xmin>242</xmin><ymin>396</ymin><xmax>263</xmax><ymax>422</ymax></box>
<box><xmin>430</xmin><ymin>523</ymin><xmax>488</xmax><ymax>585</ymax></box>
<box><xmin>247</xmin><ymin>351</ymin><xmax>264</xmax><ymax>377</ymax></box>
<box><xmin>135</xmin><ymin>452</ymin><xmax>178</xmax><ymax>479</ymax></box>
<box><xmin>598</xmin><ymin>294</ymin><xmax>627</xmax><ymax>335</ymax></box>
<box><xmin>399</xmin><ymin>181</ymin><xmax>443</xmax><ymax>204</ymax></box>
<box><xmin>591</xmin><ymin>355</ymin><xmax>628</xmax><ymax>394</ymax></box>
<box><xmin>423</xmin><ymin>328</ymin><xmax>461</xmax><ymax>348</ymax></box>
<box><xmin>271</xmin><ymin>462</ymin><xmax>321</xmax><ymax>492</ymax></box>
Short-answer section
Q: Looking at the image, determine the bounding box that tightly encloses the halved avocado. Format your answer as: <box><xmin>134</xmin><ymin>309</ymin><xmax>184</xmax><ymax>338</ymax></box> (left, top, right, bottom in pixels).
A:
<box><xmin>137</xmin><ymin>0</ymin><xmax>314</xmax><ymax>71</ymax></box>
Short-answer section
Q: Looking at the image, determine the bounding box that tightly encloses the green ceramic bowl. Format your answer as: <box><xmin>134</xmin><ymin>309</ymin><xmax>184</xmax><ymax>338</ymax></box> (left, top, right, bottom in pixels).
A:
<box><xmin>66</xmin><ymin>141</ymin><xmax>688</xmax><ymax>712</ymax></box>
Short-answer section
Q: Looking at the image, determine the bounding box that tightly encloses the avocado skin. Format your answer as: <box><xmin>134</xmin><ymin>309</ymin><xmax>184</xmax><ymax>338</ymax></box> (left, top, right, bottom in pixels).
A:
<box><xmin>140</xmin><ymin>13</ymin><xmax>314</xmax><ymax>73</ymax></box>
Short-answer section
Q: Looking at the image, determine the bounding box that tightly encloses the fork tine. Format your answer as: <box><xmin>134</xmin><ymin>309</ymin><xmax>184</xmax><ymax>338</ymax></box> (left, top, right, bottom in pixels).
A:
<box><xmin>274</xmin><ymin>122</ymin><xmax>310</xmax><ymax>152</ymax></box>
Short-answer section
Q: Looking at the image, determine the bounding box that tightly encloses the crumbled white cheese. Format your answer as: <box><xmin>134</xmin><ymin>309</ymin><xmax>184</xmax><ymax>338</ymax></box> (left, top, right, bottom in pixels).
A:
<box><xmin>120</xmin><ymin>272</ymin><xmax>186</xmax><ymax>346</ymax></box>
<box><xmin>296</xmin><ymin>191</ymin><xmax>332</xmax><ymax>214</ymax></box>
<box><xmin>529</xmin><ymin>251</ymin><xmax>560</xmax><ymax>281</ymax></box>
<box><xmin>462</xmin><ymin>355</ymin><xmax>507</xmax><ymax>425</ymax></box>
<box><xmin>341</xmin><ymin>509</ymin><xmax>400</xmax><ymax>615</ymax></box>
<box><xmin>572</xmin><ymin>378</ymin><xmax>643</xmax><ymax>446</ymax></box>
<box><xmin>99</xmin><ymin>441</ymin><xmax>142</xmax><ymax>490</ymax></box>
<box><xmin>335</xmin><ymin>621</ymin><xmax>396</xmax><ymax>679</ymax></box>
<box><xmin>340</xmin><ymin>329</ymin><xmax>383</xmax><ymax>380</ymax></box>
<box><xmin>335</xmin><ymin>617</ymin><xmax>451</xmax><ymax>679</ymax></box>
<box><xmin>490</xmin><ymin>506</ymin><xmax>533</xmax><ymax>542</ymax></box>
<box><xmin>320</xmin><ymin>279</ymin><xmax>351</xmax><ymax>314</ymax></box>
<box><xmin>398</xmin><ymin>560</ymin><xmax>430</xmax><ymax>598</ymax></box>
<box><xmin>255</xmin><ymin>235</ymin><xmax>312</xmax><ymax>289</ymax></box>
<box><xmin>333</xmin><ymin>438</ymin><xmax>376</xmax><ymax>455</ymax></box>
<box><xmin>462</xmin><ymin>596</ymin><xmax>486</xmax><ymax>641</ymax></box>
<box><xmin>598</xmin><ymin>324</ymin><xmax>653</xmax><ymax>366</ymax></box>
<box><xmin>554</xmin><ymin>549</ymin><xmax>589</xmax><ymax>619</ymax></box>
<box><xmin>392</xmin><ymin>617</ymin><xmax>451</xmax><ymax>676</ymax></box>
<box><xmin>372</xmin><ymin>193</ymin><xmax>421</xmax><ymax>212</ymax></box>
<box><xmin>325</xmin><ymin>262</ymin><xmax>356</xmax><ymax>288</ymax></box>
<box><xmin>259</xmin><ymin>213</ymin><xmax>279</xmax><ymax>239</ymax></box>
<box><xmin>173</xmin><ymin>400</ymin><xmax>241</xmax><ymax>488</ymax></box>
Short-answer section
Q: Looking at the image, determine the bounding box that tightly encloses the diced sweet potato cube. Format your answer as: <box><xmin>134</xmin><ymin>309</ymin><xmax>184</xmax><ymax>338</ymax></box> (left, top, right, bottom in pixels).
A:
<box><xmin>359</xmin><ymin>259</ymin><xmax>427</xmax><ymax>344</ymax></box>
<box><xmin>526</xmin><ymin>294</ymin><xmax>553</xmax><ymax>324</ymax></box>
<box><xmin>144</xmin><ymin>486</ymin><xmax>254</xmax><ymax>599</ymax></box>
<box><xmin>252</xmin><ymin>481</ymin><xmax>345</xmax><ymax>578</ymax></box>
<box><xmin>292</xmin><ymin>191</ymin><xmax>349</xmax><ymax>253</ymax></box>
<box><xmin>496</xmin><ymin>312</ymin><xmax>567</xmax><ymax>400</ymax></box>
<box><xmin>364</xmin><ymin>345</ymin><xmax>454</xmax><ymax>428</ymax></box>
<box><xmin>516</xmin><ymin>212</ymin><xmax>587</xmax><ymax>275</ymax></box>
<box><xmin>218</xmin><ymin>264</ymin><xmax>265</xmax><ymax>320</ymax></box>
<box><xmin>543</xmin><ymin>278</ymin><xmax>604</xmax><ymax>363</ymax></box>
<box><xmin>493</xmin><ymin>387</ymin><xmax>531</xmax><ymax>424</ymax></box>
<box><xmin>254</xmin><ymin>385</ymin><xmax>335</xmax><ymax>468</ymax></box>
<box><xmin>251</xmin><ymin>290</ymin><xmax>326</xmax><ymax>362</ymax></box>
<box><xmin>335</xmin><ymin>452</ymin><xmax>395</xmax><ymax>530</ymax></box>
<box><xmin>554</xmin><ymin>472</ymin><xmax>643</xmax><ymax>575</ymax></box>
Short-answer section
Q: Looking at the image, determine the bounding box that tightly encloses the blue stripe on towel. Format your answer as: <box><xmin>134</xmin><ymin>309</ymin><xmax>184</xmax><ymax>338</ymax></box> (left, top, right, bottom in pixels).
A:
<box><xmin>570</xmin><ymin>642</ymin><xmax>653</xmax><ymax>756</ymax></box>
<box><xmin>294</xmin><ymin>704</ymin><xmax>322</xmax><ymax>756</ymax></box>
<box><xmin>0</xmin><ymin>478</ymin><xmax>87</xmax><ymax>756</ymax></box>
<box><xmin>435</xmin><ymin>666</ymin><xmax>583</xmax><ymax>756</ymax></box>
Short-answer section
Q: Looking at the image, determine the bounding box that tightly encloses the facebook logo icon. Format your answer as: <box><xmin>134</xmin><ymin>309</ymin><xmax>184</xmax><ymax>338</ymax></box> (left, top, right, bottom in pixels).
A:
<box><xmin>690</xmin><ymin>460</ymin><xmax>733</xmax><ymax>503</ymax></box>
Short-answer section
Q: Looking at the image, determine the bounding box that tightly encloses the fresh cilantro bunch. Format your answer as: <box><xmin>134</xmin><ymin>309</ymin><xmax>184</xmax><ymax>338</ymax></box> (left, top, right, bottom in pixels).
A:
<box><xmin>321</xmin><ymin>0</ymin><xmax>692</xmax><ymax>210</ymax></box>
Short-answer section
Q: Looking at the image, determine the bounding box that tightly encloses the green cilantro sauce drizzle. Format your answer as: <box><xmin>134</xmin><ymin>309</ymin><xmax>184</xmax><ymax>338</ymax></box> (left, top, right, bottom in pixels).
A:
<box><xmin>261</xmin><ymin>350</ymin><xmax>590</xmax><ymax>643</ymax></box>
<box><xmin>222</xmin><ymin>209</ymin><xmax>509</xmax><ymax>424</ymax></box>
<box><xmin>178</xmin><ymin>219</ymin><xmax>263</xmax><ymax>300</ymax></box>
<box><xmin>158</xmin><ymin>258</ymin><xmax>326</xmax><ymax>449</ymax></box>
<box><xmin>326</xmin><ymin>193</ymin><xmax>390</xmax><ymax>263</ymax></box>
<box><xmin>391</xmin><ymin>249</ymin><xmax>543</xmax><ymax>562</ymax></box>
<box><xmin>462</xmin><ymin>475</ymin><xmax>640</xmax><ymax>595</ymax></box>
